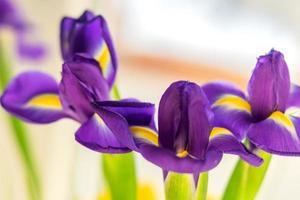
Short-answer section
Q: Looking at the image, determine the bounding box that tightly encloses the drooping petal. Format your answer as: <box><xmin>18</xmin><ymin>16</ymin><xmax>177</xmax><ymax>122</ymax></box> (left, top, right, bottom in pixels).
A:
<box><xmin>60</xmin><ymin>12</ymin><xmax>117</xmax><ymax>87</ymax></box>
<box><xmin>158</xmin><ymin>81</ymin><xmax>213</xmax><ymax>159</ymax></box>
<box><xmin>75</xmin><ymin>114</ymin><xmax>131</xmax><ymax>153</ymax></box>
<box><xmin>138</xmin><ymin>144</ymin><xmax>222</xmax><ymax>173</ymax></box>
<box><xmin>208</xmin><ymin>127</ymin><xmax>263</xmax><ymax>166</ymax></box>
<box><xmin>202</xmin><ymin>81</ymin><xmax>252</xmax><ymax>140</ymax></box>
<box><xmin>1</xmin><ymin>72</ymin><xmax>67</xmax><ymax>123</ymax></box>
<box><xmin>93</xmin><ymin>105</ymin><xmax>139</xmax><ymax>151</ymax></box>
<box><xmin>247</xmin><ymin>111</ymin><xmax>300</xmax><ymax>155</ymax></box>
<box><xmin>248</xmin><ymin>49</ymin><xmax>290</xmax><ymax>120</ymax></box>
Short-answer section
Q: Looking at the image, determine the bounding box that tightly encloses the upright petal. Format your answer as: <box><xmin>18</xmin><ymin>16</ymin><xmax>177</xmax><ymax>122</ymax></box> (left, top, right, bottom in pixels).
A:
<box><xmin>1</xmin><ymin>72</ymin><xmax>67</xmax><ymax>123</ymax></box>
<box><xmin>208</xmin><ymin>127</ymin><xmax>263</xmax><ymax>166</ymax></box>
<box><xmin>203</xmin><ymin>82</ymin><xmax>252</xmax><ymax>140</ymax></box>
<box><xmin>158</xmin><ymin>81</ymin><xmax>213</xmax><ymax>159</ymax></box>
<box><xmin>248</xmin><ymin>49</ymin><xmax>290</xmax><ymax>120</ymax></box>
<box><xmin>247</xmin><ymin>111</ymin><xmax>300</xmax><ymax>155</ymax></box>
<box><xmin>60</xmin><ymin>12</ymin><xmax>117</xmax><ymax>87</ymax></box>
<box><xmin>59</xmin><ymin>57</ymin><xmax>109</xmax><ymax>122</ymax></box>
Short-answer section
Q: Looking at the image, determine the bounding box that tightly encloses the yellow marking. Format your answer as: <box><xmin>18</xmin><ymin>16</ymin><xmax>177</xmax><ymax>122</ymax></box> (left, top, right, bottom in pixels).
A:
<box><xmin>94</xmin><ymin>114</ymin><xmax>105</xmax><ymax>125</ymax></box>
<box><xmin>285</xmin><ymin>107</ymin><xmax>300</xmax><ymax>118</ymax></box>
<box><xmin>98</xmin><ymin>42</ymin><xmax>110</xmax><ymax>75</ymax></box>
<box><xmin>130</xmin><ymin>126</ymin><xmax>159</xmax><ymax>146</ymax></box>
<box><xmin>209</xmin><ymin>127</ymin><xmax>233</xmax><ymax>140</ymax></box>
<box><xmin>212</xmin><ymin>95</ymin><xmax>251</xmax><ymax>113</ymax></box>
<box><xmin>176</xmin><ymin>150</ymin><xmax>189</xmax><ymax>158</ymax></box>
<box><xmin>26</xmin><ymin>94</ymin><xmax>61</xmax><ymax>109</ymax></box>
<box><xmin>269</xmin><ymin>111</ymin><xmax>298</xmax><ymax>141</ymax></box>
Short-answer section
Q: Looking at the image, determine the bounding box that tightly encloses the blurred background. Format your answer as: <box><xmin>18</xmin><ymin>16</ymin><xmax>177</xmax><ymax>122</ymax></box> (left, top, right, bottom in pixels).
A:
<box><xmin>1</xmin><ymin>0</ymin><xmax>300</xmax><ymax>199</ymax></box>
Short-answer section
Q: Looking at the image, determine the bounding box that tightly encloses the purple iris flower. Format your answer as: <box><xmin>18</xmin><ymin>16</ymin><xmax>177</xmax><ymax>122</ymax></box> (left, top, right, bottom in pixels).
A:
<box><xmin>0</xmin><ymin>0</ymin><xmax>45</xmax><ymax>60</ymax></box>
<box><xmin>92</xmin><ymin>81</ymin><xmax>262</xmax><ymax>173</ymax></box>
<box><xmin>1</xmin><ymin>54</ymin><xmax>155</xmax><ymax>153</ymax></box>
<box><xmin>60</xmin><ymin>10</ymin><xmax>117</xmax><ymax>88</ymax></box>
<box><xmin>203</xmin><ymin>49</ymin><xmax>300</xmax><ymax>156</ymax></box>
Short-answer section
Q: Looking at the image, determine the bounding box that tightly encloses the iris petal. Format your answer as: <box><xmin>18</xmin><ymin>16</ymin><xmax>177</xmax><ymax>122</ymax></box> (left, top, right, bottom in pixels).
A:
<box><xmin>203</xmin><ymin>82</ymin><xmax>252</xmax><ymax>140</ymax></box>
<box><xmin>59</xmin><ymin>57</ymin><xmax>110</xmax><ymax>122</ymax></box>
<box><xmin>248</xmin><ymin>111</ymin><xmax>300</xmax><ymax>155</ymax></box>
<box><xmin>75</xmin><ymin>114</ymin><xmax>130</xmax><ymax>153</ymax></box>
<box><xmin>158</xmin><ymin>81</ymin><xmax>213</xmax><ymax>159</ymax></box>
<box><xmin>60</xmin><ymin>11</ymin><xmax>117</xmax><ymax>88</ymax></box>
<box><xmin>138</xmin><ymin>144</ymin><xmax>222</xmax><ymax>173</ymax></box>
<box><xmin>248</xmin><ymin>49</ymin><xmax>290</xmax><ymax>120</ymax></box>
<box><xmin>208</xmin><ymin>128</ymin><xmax>263</xmax><ymax>166</ymax></box>
<box><xmin>1</xmin><ymin>72</ymin><xmax>67</xmax><ymax>123</ymax></box>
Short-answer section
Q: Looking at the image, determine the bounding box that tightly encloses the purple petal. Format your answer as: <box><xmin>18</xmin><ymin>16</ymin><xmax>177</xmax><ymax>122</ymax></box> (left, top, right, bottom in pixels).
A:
<box><xmin>248</xmin><ymin>49</ymin><xmax>290</xmax><ymax>120</ymax></box>
<box><xmin>203</xmin><ymin>82</ymin><xmax>252</xmax><ymax>140</ymax></box>
<box><xmin>93</xmin><ymin>105</ymin><xmax>138</xmax><ymax>151</ymax></box>
<box><xmin>59</xmin><ymin>58</ymin><xmax>109</xmax><ymax>122</ymax></box>
<box><xmin>247</xmin><ymin>111</ymin><xmax>300</xmax><ymax>155</ymax></box>
<box><xmin>95</xmin><ymin>100</ymin><xmax>156</xmax><ymax>129</ymax></box>
<box><xmin>1</xmin><ymin>72</ymin><xmax>67</xmax><ymax>123</ymax></box>
<box><xmin>16</xmin><ymin>34</ymin><xmax>46</xmax><ymax>60</ymax></box>
<box><xmin>60</xmin><ymin>12</ymin><xmax>117</xmax><ymax>88</ymax></box>
<box><xmin>158</xmin><ymin>81</ymin><xmax>213</xmax><ymax>159</ymax></box>
<box><xmin>0</xmin><ymin>0</ymin><xmax>27</xmax><ymax>30</ymax></box>
<box><xmin>138</xmin><ymin>144</ymin><xmax>222</xmax><ymax>173</ymax></box>
<box><xmin>288</xmin><ymin>84</ymin><xmax>300</xmax><ymax>108</ymax></box>
<box><xmin>208</xmin><ymin>131</ymin><xmax>263</xmax><ymax>166</ymax></box>
<box><xmin>75</xmin><ymin>114</ymin><xmax>131</xmax><ymax>153</ymax></box>
<box><xmin>202</xmin><ymin>81</ymin><xmax>246</xmax><ymax>103</ymax></box>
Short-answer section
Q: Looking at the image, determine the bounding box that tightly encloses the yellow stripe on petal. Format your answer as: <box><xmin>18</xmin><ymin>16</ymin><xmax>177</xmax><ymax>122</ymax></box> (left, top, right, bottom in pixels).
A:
<box><xmin>209</xmin><ymin>127</ymin><xmax>233</xmax><ymax>140</ymax></box>
<box><xmin>26</xmin><ymin>94</ymin><xmax>61</xmax><ymax>109</ymax></box>
<box><xmin>98</xmin><ymin>42</ymin><xmax>111</xmax><ymax>75</ymax></box>
<box><xmin>212</xmin><ymin>95</ymin><xmax>251</xmax><ymax>113</ymax></box>
<box><xmin>130</xmin><ymin>126</ymin><xmax>158</xmax><ymax>146</ymax></box>
<box><xmin>269</xmin><ymin>111</ymin><xmax>298</xmax><ymax>140</ymax></box>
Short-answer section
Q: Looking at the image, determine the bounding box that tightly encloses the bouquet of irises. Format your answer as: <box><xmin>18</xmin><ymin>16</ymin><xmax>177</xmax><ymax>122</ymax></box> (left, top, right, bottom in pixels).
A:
<box><xmin>1</xmin><ymin>6</ymin><xmax>300</xmax><ymax>200</ymax></box>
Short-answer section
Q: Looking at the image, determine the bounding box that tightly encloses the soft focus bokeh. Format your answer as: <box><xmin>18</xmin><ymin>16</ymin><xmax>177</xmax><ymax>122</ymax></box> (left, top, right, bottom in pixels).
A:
<box><xmin>1</xmin><ymin>0</ymin><xmax>300</xmax><ymax>199</ymax></box>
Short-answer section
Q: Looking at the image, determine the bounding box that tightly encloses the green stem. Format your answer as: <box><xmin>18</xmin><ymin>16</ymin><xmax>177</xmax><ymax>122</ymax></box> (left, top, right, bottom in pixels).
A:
<box><xmin>165</xmin><ymin>172</ymin><xmax>194</xmax><ymax>200</ymax></box>
<box><xmin>102</xmin><ymin>153</ymin><xmax>137</xmax><ymax>200</ymax></box>
<box><xmin>222</xmin><ymin>151</ymin><xmax>272</xmax><ymax>200</ymax></box>
<box><xmin>101</xmin><ymin>85</ymin><xmax>137</xmax><ymax>200</ymax></box>
<box><xmin>0</xmin><ymin>41</ymin><xmax>41</xmax><ymax>200</ymax></box>
<box><xmin>195</xmin><ymin>172</ymin><xmax>209</xmax><ymax>200</ymax></box>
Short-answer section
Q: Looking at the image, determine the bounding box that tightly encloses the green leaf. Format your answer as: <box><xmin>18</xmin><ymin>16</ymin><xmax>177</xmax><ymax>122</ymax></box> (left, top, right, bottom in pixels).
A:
<box><xmin>165</xmin><ymin>172</ymin><xmax>195</xmax><ymax>200</ymax></box>
<box><xmin>222</xmin><ymin>151</ymin><xmax>272</xmax><ymax>200</ymax></box>
<box><xmin>0</xmin><ymin>40</ymin><xmax>41</xmax><ymax>200</ymax></box>
<box><xmin>102</xmin><ymin>153</ymin><xmax>137</xmax><ymax>200</ymax></box>
<box><xmin>195</xmin><ymin>172</ymin><xmax>208</xmax><ymax>200</ymax></box>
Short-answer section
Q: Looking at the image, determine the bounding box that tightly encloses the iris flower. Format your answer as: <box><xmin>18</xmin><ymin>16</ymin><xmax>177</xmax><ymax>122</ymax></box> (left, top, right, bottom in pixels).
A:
<box><xmin>60</xmin><ymin>10</ymin><xmax>117</xmax><ymax>88</ymax></box>
<box><xmin>203</xmin><ymin>49</ymin><xmax>300</xmax><ymax>155</ymax></box>
<box><xmin>1</xmin><ymin>54</ymin><xmax>155</xmax><ymax>153</ymax></box>
<box><xmin>0</xmin><ymin>0</ymin><xmax>45</xmax><ymax>59</ymax></box>
<box><xmin>93</xmin><ymin>81</ymin><xmax>262</xmax><ymax>173</ymax></box>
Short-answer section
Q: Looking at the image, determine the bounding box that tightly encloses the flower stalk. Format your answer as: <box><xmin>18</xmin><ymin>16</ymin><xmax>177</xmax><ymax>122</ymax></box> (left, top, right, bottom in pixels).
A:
<box><xmin>165</xmin><ymin>172</ymin><xmax>195</xmax><ymax>200</ymax></box>
<box><xmin>195</xmin><ymin>172</ymin><xmax>209</xmax><ymax>200</ymax></box>
<box><xmin>101</xmin><ymin>85</ymin><xmax>137</xmax><ymax>200</ymax></box>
